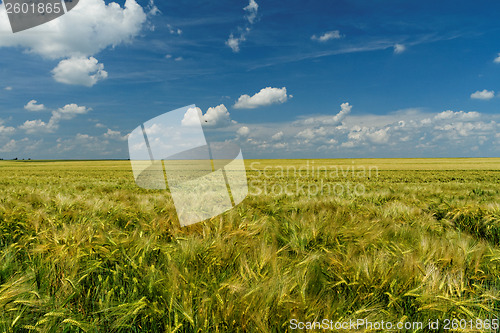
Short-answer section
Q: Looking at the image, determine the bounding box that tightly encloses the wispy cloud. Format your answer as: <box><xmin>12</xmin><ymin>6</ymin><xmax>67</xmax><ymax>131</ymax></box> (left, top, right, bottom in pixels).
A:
<box><xmin>311</xmin><ymin>30</ymin><xmax>342</xmax><ymax>42</ymax></box>
<box><xmin>226</xmin><ymin>0</ymin><xmax>259</xmax><ymax>52</ymax></box>
<box><xmin>248</xmin><ymin>33</ymin><xmax>462</xmax><ymax>70</ymax></box>
<box><xmin>167</xmin><ymin>24</ymin><xmax>182</xmax><ymax>35</ymax></box>
<box><xmin>393</xmin><ymin>43</ymin><xmax>406</xmax><ymax>54</ymax></box>
<box><xmin>494</xmin><ymin>53</ymin><xmax>500</xmax><ymax>63</ymax></box>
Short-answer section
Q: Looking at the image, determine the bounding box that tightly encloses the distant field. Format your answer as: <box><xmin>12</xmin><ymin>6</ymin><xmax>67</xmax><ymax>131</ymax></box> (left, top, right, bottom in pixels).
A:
<box><xmin>0</xmin><ymin>159</ymin><xmax>499</xmax><ymax>332</ymax></box>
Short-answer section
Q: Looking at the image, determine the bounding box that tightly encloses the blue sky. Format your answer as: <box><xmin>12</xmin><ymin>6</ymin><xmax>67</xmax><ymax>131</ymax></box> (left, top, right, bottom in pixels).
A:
<box><xmin>0</xmin><ymin>0</ymin><xmax>499</xmax><ymax>159</ymax></box>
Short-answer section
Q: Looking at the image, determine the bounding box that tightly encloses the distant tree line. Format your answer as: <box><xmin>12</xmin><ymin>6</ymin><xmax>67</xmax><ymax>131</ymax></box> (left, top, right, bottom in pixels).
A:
<box><xmin>0</xmin><ymin>158</ymin><xmax>31</xmax><ymax>160</ymax></box>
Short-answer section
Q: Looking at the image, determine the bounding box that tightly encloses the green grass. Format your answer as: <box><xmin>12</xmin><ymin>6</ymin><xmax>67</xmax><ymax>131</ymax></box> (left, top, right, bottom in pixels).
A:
<box><xmin>0</xmin><ymin>158</ymin><xmax>499</xmax><ymax>332</ymax></box>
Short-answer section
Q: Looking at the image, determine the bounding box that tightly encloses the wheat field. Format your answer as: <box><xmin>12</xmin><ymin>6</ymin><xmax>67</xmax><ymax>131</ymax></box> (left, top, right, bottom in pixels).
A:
<box><xmin>0</xmin><ymin>159</ymin><xmax>499</xmax><ymax>332</ymax></box>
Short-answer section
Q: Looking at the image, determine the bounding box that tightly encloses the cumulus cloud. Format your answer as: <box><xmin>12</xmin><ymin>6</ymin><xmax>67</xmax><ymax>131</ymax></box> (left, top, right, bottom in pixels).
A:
<box><xmin>433</xmin><ymin>121</ymin><xmax>495</xmax><ymax>138</ymax></box>
<box><xmin>311</xmin><ymin>30</ymin><xmax>342</xmax><ymax>42</ymax></box>
<box><xmin>244</xmin><ymin>0</ymin><xmax>259</xmax><ymax>24</ymax></box>
<box><xmin>203</xmin><ymin>104</ymin><xmax>232</xmax><ymax>126</ymax></box>
<box><xmin>0</xmin><ymin>125</ymin><xmax>15</xmax><ymax>136</ymax></box>
<box><xmin>470</xmin><ymin>89</ymin><xmax>495</xmax><ymax>100</ymax></box>
<box><xmin>234</xmin><ymin>87</ymin><xmax>289</xmax><ymax>109</ymax></box>
<box><xmin>181</xmin><ymin>107</ymin><xmax>202</xmax><ymax>127</ymax></box>
<box><xmin>237</xmin><ymin>126</ymin><xmax>250</xmax><ymax>136</ymax></box>
<box><xmin>0</xmin><ymin>139</ymin><xmax>17</xmax><ymax>153</ymax></box>
<box><xmin>20</xmin><ymin>103</ymin><xmax>91</xmax><ymax>133</ymax></box>
<box><xmin>0</xmin><ymin>0</ymin><xmax>148</xmax><ymax>59</ymax></box>
<box><xmin>393</xmin><ymin>43</ymin><xmax>406</xmax><ymax>54</ymax></box>
<box><xmin>19</xmin><ymin>119</ymin><xmax>53</xmax><ymax>134</ymax></box>
<box><xmin>24</xmin><ymin>100</ymin><xmax>46</xmax><ymax>112</ymax></box>
<box><xmin>52</xmin><ymin>57</ymin><xmax>108</xmax><ymax>87</ymax></box>
<box><xmin>226</xmin><ymin>0</ymin><xmax>259</xmax><ymax>52</ymax></box>
<box><xmin>226</xmin><ymin>33</ymin><xmax>246</xmax><ymax>53</ymax></box>
<box><xmin>76</xmin><ymin>133</ymin><xmax>93</xmax><ymax>141</ymax></box>
<box><xmin>182</xmin><ymin>104</ymin><xmax>233</xmax><ymax>127</ymax></box>
<box><xmin>103</xmin><ymin>128</ymin><xmax>127</xmax><ymax>140</ymax></box>
<box><xmin>354</xmin><ymin>127</ymin><xmax>389</xmax><ymax>144</ymax></box>
<box><xmin>4</xmin><ymin>86</ymin><xmax>12</xmax><ymax>91</ymax></box>
<box><xmin>434</xmin><ymin>110</ymin><xmax>480</xmax><ymax>120</ymax></box>
<box><xmin>52</xmin><ymin>104</ymin><xmax>91</xmax><ymax>121</ymax></box>
<box><xmin>494</xmin><ymin>53</ymin><xmax>500</xmax><ymax>63</ymax></box>
<box><xmin>302</xmin><ymin>102</ymin><xmax>352</xmax><ymax>125</ymax></box>
<box><xmin>0</xmin><ymin>0</ymin><xmax>151</xmax><ymax>85</ymax></box>
<box><xmin>296</xmin><ymin>127</ymin><xmax>328</xmax><ymax>140</ymax></box>
<box><xmin>271</xmin><ymin>131</ymin><xmax>283</xmax><ymax>141</ymax></box>
<box><xmin>235</xmin><ymin>104</ymin><xmax>500</xmax><ymax>157</ymax></box>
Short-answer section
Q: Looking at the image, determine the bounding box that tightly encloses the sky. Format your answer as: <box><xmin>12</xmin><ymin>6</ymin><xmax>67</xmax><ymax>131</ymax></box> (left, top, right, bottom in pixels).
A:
<box><xmin>0</xmin><ymin>0</ymin><xmax>499</xmax><ymax>159</ymax></box>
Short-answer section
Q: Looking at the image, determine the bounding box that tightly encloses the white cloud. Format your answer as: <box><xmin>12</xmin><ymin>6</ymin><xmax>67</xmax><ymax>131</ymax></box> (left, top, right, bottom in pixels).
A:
<box><xmin>494</xmin><ymin>53</ymin><xmax>500</xmax><ymax>63</ymax></box>
<box><xmin>0</xmin><ymin>0</ymin><xmax>151</xmax><ymax>85</ymax></box>
<box><xmin>165</xmin><ymin>54</ymin><xmax>183</xmax><ymax>61</ymax></box>
<box><xmin>367</xmin><ymin>128</ymin><xmax>390</xmax><ymax>143</ymax></box>
<box><xmin>344</xmin><ymin>126</ymin><xmax>390</xmax><ymax>147</ymax></box>
<box><xmin>311</xmin><ymin>30</ymin><xmax>342</xmax><ymax>42</ymax></box>
<box><xmin>234</xmin><ymin>87</ymin><xmax>289</xmax><ymax>109</ymax></box>
<box><xmin>19</xmin><ymin>119</ymin><xmax>53</xmax><ymax>134</ymax></box>
<box><xmin>226</xmin><ymin>33</ymin><xmax>246</xmax><ymax>53</ymax></box>
<box><xmin>52</xmin><ymin>104</ymin><xmax>91</xmax><ymax>121</ymax></box>
<box><xmin>226</xmin><ymin>0</ymin><xmax>259</xmax><ymax>52</ymax></box>
<box><xmin>433</xmin><ymin>121</ymin><xmax>496</xmax><ymax>138</ymax></box>
<box><xmin>4</xmin><ymin>86</ymin><xmax>12</xmax><ymax>91</ymax></box>
<box><xmin>52</xmin><ymin>57</ymin><xmax>108</xmax><ymax>87</ymax></box>
<box><xmin>24</xmin><ymin>100</ymin><xmax>46</xmax><ymax>112</ymax></box>
<box><xmin>76</xmin><ymin>133</ymin><xmax>93</xmax><ymax>141</ymax></box>
<box><xmin>20</xmin><ymin>103</ymin><xmax>91</xmax><ymax>133</ymax></box>
<box><xmin>182</xmin><ymin>104</ymin><xmax>233</xmax><ymax>127</ymax></box>
<box><xmin>0</xmin><ymin>139</ymin><xmax>16</xmax><ymax>153</ymax></box>
<box><xmin>244</xmin><ymin>0</ymin><xmax>259</xmax><ymax>24</ymax></box>
<box><xmin>302</xmin><ymin>102</ymin><xmax>352</xmax><ymax>125</ymax></box>
<box><xmin>167</xmin><ymin>24</ymin><xmax>182</xmax><ymax>35</ymax></box>
<box><xmin>296</xmin><ymin>127</ymin><xmax>328</xmax><ymax>140</ymax></box>
<box><xmin>470</xmin><ymin>89</ymin><xmax>495</xmax><ymax>100</ymax></box>
<box><xmin>335</xmin><ymin>103</ymin><xmax>352</xmax><ymax>122</ymax></box>
<box><xmin>225</xmin><ymin>105</ymin><xmax>500</xmax><ymax>158</ymax></box>
<box><xmin>434</xmin><ymin>110</ymin><xmax>480</xmax><ymax>120</ymax></box>
<box><xmin>271</xmin><ymin>131</ymin><xmax>283</xmax><ymax>141</ymax></box>
<box><xmin>393</xmin><ymin>44</ymin><xmax>406</xmax><ymax>54</ymax></box>
<box><xmin>0</xmin><ymin>125</ymin><xmax>15</xmax><ymax>136</ymax></box>
<box><xmin>237</xmin><ymin>126</ymin><xmax>250</xmax><ymax>136</ymax></box>
<box><xmin>103</xmin><ymin>128</ymin><xmax>127</xmax><ymax>140</ymax></box>
<box><xmin>181</xmin><ymin>107</ymin><xmax>203</xmax><ymax>127</ymax></box>
<box><xmin>95</xmin><ymin>123</ymin><xmax>106</xmax><ymax>128</ymax></box>
<box><xmin>203</xmin><ymin>104</ymin><xmax>232</xmax><ymax>127</ymax></box>
<box><xmin>147</xmin><ymin>0</ymin><xmax>160</xmax><ymax>16</ymax></box>
<box><xmin>0</xmin><ymin>0</ymin><xmax>149</xmax><ymax>59</ymax></box>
